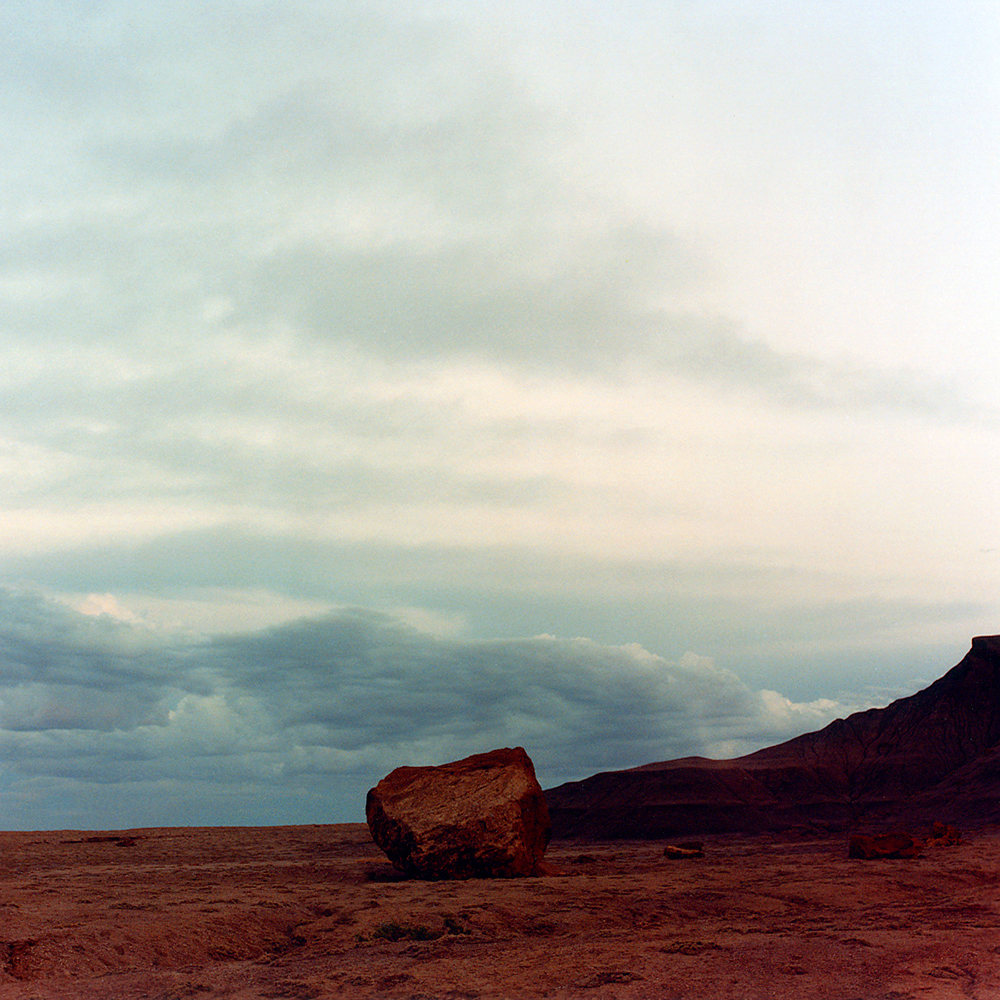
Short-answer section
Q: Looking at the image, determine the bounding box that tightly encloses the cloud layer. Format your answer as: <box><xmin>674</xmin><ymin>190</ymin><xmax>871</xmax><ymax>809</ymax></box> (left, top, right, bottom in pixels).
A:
<box><xmin>0</xmin><ymin>588</ymin><xmax>874</xmax><ymax>830</ymax></box>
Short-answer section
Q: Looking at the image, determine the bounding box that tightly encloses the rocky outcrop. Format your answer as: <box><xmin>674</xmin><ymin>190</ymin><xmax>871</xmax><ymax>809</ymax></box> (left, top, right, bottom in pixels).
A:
<box><xmin>366</xmin><ymin>746</ymin><xmax>551</xmax><ymax>878</ymax></box>
<box><xmin>848</xmin><ymin>833</ymin><xmax>923</xmax><ymax>859</ymax></box>
<box><xmin>547</xmin><ymin>636</ymin><xmax>1000</xmax><ymax>839</ymax></box>
<box><xmin>926</xmin><ymin>821</ymin><xmax>962</xmax><ymax>847</ymax></box>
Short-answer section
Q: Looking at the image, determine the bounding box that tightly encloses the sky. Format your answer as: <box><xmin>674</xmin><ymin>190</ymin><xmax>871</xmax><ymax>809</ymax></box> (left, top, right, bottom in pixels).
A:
<box><xmin>2</xmin><ymin>0</ymin><xmax>999</xmax><ymax>830</ymax></box>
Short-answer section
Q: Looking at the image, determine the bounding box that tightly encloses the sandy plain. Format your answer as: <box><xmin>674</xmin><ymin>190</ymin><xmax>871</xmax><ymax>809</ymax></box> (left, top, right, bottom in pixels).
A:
<box><xmin>2</xmin><ymin>822</ymin><xmax>999</xmax><ymax>1000</ymax></box>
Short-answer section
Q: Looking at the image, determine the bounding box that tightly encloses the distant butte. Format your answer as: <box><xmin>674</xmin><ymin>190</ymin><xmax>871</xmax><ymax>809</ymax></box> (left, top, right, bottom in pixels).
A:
<box><xmin>546</xmin><ymin>636</ymin><xmax>1000</xmax><ymax>839</ymax></box>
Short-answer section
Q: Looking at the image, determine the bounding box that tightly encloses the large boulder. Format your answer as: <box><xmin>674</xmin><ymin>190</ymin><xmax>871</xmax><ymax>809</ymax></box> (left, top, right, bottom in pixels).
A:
<box><xmin>366</xmin><ymin>746</ymin><xmax>551</xmax><ymax>879</ymax></box>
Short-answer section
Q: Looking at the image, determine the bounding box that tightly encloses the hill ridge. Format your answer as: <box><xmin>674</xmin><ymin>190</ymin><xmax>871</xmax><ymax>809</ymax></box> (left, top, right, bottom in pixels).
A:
<box><xmin>545</xmin><ymin>636</ymin><xmax>1000</xmax><ymax>838</ymax></box>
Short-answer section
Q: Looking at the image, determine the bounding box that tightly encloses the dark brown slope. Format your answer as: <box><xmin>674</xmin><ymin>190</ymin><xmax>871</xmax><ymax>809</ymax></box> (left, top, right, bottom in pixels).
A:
<box><xmin>546</xmin><ymin>635</ymin><xmax>1000</xmax><ymax>839</ymax></box>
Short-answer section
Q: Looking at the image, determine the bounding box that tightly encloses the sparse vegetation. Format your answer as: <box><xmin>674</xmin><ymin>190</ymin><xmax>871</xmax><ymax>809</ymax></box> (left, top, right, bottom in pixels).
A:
<box><xmin>370</xmin><ymin>920</ymin><xmax>440</xmax><ymax>942</ymax></box>
<box><xmin>355</xmin><ymin>913</ymin><xmax>472</xmax><ymax>944</ymax></box>
<box><xmin>442</xmin><ymin>914</ymin><xmax>472</xmax><ymax>936</ymax></box>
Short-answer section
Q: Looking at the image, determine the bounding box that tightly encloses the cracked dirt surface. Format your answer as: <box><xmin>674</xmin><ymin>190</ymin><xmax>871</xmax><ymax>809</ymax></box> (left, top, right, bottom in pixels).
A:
<box><xmin>2</xmin><ymin>823</ymin><xmax>999</xmax><ymax>999</ymax></box>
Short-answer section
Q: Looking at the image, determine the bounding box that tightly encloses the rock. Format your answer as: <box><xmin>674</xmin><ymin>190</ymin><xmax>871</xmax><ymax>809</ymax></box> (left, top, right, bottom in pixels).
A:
<box><xmin>546</xmin><ymin>637</ymin><xmax>1000</xmax><ymax>839</ymax></box>
<box><xmin>848</xmin><ymin>833</ymin><xmax>923</xmax><ymax>859</ymax></box>
<box><xmin>366</xmin><ymin>746</ymin><xmax>551</xmax><ymax>879</ymax></box>
<box><xmin>926</xmin><ymin>821</ymin><xmax>962</xmax><ymax>846</ymax></box>
<box><xmin>663</xmin><ymin>843</ymin><xmax>704</xmax><ymax>859</ymax></box>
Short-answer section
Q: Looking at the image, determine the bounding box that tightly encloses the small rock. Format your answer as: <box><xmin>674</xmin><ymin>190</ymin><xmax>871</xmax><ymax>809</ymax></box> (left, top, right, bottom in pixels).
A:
<box><xmin>848</xmin><ymin>832</ymin><xmax>923</xmax><ymax>859</ymax></box>
<box><xmin>927</xmin><ymin>821</ymin><xmax>962</xmax><ymax>846</ymax></box>
<box><xmin>663</xmin><ymin>843</ymin><xmax>704</xmax><ymax>859</ymax></box>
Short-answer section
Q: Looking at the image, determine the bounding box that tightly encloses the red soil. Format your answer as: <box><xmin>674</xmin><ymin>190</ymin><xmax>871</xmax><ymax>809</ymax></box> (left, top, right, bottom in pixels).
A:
<box><xmin>2</xmin><ymin>822</ymin><xmax>998</xmax><ymax>999</ymax></box>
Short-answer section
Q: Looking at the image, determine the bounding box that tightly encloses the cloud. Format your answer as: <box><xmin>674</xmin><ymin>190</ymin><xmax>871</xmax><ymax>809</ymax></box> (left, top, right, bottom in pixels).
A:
<box><xmin>0</xmin><ymin>589</ymin><xmax>186</xmax><ymax>734</ymax></box>
<box><xmin>0</xmin><ymin>0</ymin><xmax>981</xmax><ymax>421</ymax></box>
<box><xmin>0</xmin><ymin>587</ymin><xmax>877</xmax><ymax>829</ymax></box>
<box><xmin>2</xmin><ymin>3</ymin><xmax>992</xmax><ymax>654</ymax></box>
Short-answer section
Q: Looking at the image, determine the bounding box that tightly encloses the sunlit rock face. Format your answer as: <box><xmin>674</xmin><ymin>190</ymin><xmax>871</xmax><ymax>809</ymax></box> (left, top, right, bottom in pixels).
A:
<box><xmin>547</xmin><ymin>637</ymin><xmax>1000</xmax><ymax>839</ymax></box>
<box><xmin>366</xmin><ymin>746</ymin><xmax>551</xmax><ymax>878</ymax></box>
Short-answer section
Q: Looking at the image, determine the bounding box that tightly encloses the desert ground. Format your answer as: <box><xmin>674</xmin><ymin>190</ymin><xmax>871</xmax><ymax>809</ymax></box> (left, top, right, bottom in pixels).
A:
<box><xmin>2</xmin><ymin>823</ymin><xmax>999</xmax><ymax>999</ymax></box>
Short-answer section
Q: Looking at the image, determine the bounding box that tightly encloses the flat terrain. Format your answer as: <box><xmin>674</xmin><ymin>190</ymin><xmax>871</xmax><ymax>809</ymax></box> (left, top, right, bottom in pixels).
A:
<box><xmin>2</xmin><ymin>823</ymin><xmax>999</xmax><ymax>999</ymax></box>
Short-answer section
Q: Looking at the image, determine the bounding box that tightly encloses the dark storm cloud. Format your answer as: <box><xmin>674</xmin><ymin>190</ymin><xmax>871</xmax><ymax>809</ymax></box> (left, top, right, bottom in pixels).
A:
<box><xmin>7</xmin><ymin>530</ymin><xmax>982</xmax><ymax>707</ymax></box>
<box><xmin>0</xmin><ymin>589</ymin><xmax>191</xmax><ymax>732</ymax></box>
<box><xmin>0</xmin><ymin>588</ymin><xmax>874</xmax><ymax>827</ymax></box>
